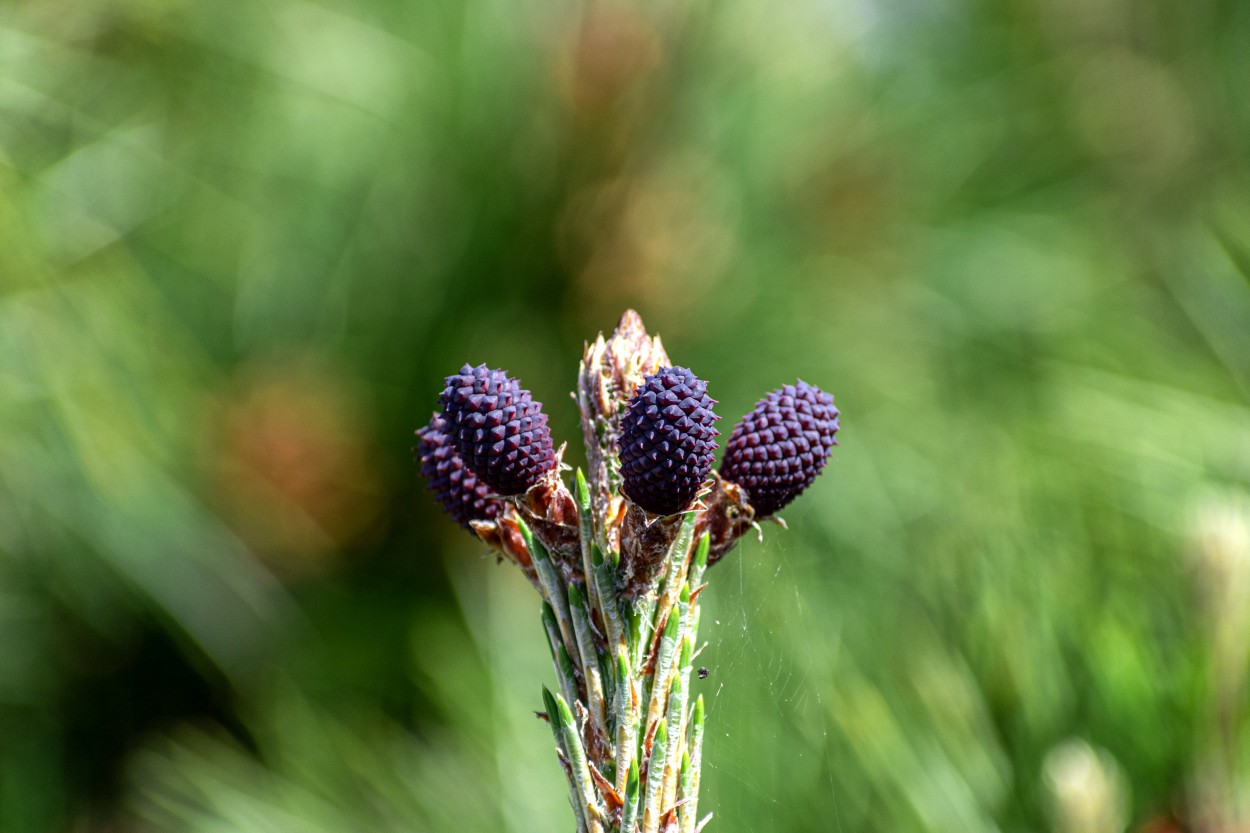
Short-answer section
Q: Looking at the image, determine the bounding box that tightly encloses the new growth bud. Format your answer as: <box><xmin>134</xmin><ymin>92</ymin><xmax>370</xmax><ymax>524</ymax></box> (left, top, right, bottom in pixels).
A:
<box><xmin>439</xmin><ymin>363</ymin><xmax>557</xmax><ymax>496</ymax></box>
<box><xmin>618</xmin><ymin>366</ymin><xmax>720</xmax><ymax>516</ymax></box>
<box><xmin>719</xmin><ymin>380</ymin><xmax>839</xmax><ymax>517</ymax></box>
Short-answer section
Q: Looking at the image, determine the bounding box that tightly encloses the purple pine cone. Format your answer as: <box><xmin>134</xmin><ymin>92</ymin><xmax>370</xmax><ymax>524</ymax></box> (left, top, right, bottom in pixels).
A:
<box><xmin>416</xmin><ymin>413</ymin><xmax>503</xmax><ymax>528</ymax></box>
<box><xmin>619</xmin><ymin>366</ymin><xmax>720</xmax><ymax>516</ymax></box>
<box><xmin>439</xmin><ymin>364</ymin><xmax>557</xmax><ymax>496</ymax></box>
<box><xmin>719</xmin><ymin>380</ymin><xmax>839</xmax><ymax>517</ymax></box>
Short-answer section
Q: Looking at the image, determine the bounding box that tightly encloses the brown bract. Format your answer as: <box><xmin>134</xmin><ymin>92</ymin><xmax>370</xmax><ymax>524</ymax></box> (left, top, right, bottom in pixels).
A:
<box><xmin>470</xmin><ymin>506</ymin><xmax>538</xmax><ymax>589</ymax></box>
<box><xmin>619</xmin><ymin>503</ymin><xmax>685</xmax><ymax>600</ymax></box>
<box><xmin>695</xmin><ymin>472</ymin><xmax>760</xmax><ymax>566</ymax></box>
<box><xmin>518</xmin><ymin>464</ymin><xmax>584</xmax><ymax>584</ymax></box>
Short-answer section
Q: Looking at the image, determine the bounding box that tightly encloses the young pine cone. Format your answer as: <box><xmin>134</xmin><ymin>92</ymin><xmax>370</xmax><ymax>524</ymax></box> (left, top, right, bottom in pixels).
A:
<box><xmin>415</xmin><ymin>413</ymin><xmax>503</xmax><ymax>528</ymax></box>
<box><xmin>718</xmin><ymin>380</ymin><xmax>839</xmax><ymax>517</ymax></box>
<box><xmin>438</xmin><ymin>364</ymin><xmax>557</xmax><ymax>496</ymax></box>
<box><xmin>619</xmin><ymin>366</ymin><xmax>720</xmax><ymax>516</ymax></box>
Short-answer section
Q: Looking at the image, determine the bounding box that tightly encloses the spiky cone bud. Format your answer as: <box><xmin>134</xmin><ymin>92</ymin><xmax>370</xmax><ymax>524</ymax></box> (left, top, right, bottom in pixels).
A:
<box><xmin>439</xmin><ymin>363</ymin><xmax>557</xmax><ymax>496</ymax></box>
<box><xmin>619</xmin><ymin>366</ymin><xmax>720</xmax><ymax>517</ymax></box>
<box><xmin>415</xmin><ymin>412</ymin><xmax>503</xmax><ymax>529</ymax></box>
<box><xmin>719</xmin><ymin>379</ymin><xmax>839</xmax><ymax>518</ymax></box>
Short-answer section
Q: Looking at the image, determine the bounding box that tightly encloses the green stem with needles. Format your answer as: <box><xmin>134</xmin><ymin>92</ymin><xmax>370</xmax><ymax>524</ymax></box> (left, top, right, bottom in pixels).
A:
<box><xmin>523</xmin><ymin>471</ymin><xmax>713</xmax><ymax>833</ymax></box>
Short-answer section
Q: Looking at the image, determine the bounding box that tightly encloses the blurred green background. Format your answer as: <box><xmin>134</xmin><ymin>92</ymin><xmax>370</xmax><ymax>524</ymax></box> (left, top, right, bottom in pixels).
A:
<box><xmin>2</xmin><ymin>0</ymin><xmax>1250</xmax><ymax>831</ymax></box>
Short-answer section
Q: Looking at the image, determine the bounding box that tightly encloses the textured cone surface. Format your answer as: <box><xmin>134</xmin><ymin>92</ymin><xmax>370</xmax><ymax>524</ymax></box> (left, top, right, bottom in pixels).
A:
<box><xmin>415</xmin><ymin>413</ymin><xmax>503</xmax><ymax>528</ymax></box>
<box><xmin>439</xmin><ymin>364</ymin><xmax>556</xmax><ymax>496</ymax></box>
<box><xmin>719</xmin><ymin>380</ymin><xmax>839</xmax><ymax>517</ymax></box>
<box><xmin>619</xmin><ymin>366</ymin><xmax>720</xmax><ymax>516</ymax></box>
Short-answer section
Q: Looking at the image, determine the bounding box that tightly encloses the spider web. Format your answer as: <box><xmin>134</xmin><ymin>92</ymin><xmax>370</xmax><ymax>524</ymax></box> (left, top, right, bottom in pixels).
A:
<box><xmin>694</xmin><ymin>527</ymin><xmax>845</xmax><ymax>833</ymax></box>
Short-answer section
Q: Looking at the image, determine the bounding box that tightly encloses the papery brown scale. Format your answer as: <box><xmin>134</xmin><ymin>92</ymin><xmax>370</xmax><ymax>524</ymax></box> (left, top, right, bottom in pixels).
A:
<box><xmin>694</xmin><ymin>472</ymin><xmax>758</xmax><ymax>566</ymax></box>
<box><xmin>619</xmin><ymin>504</ymin><xmax>685</xmax><ymax>599</ymax></box>
<box><xmin>470</xmin><ymin>508</ymin><xmax>540</xmax><ymax>591</ymax></box>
